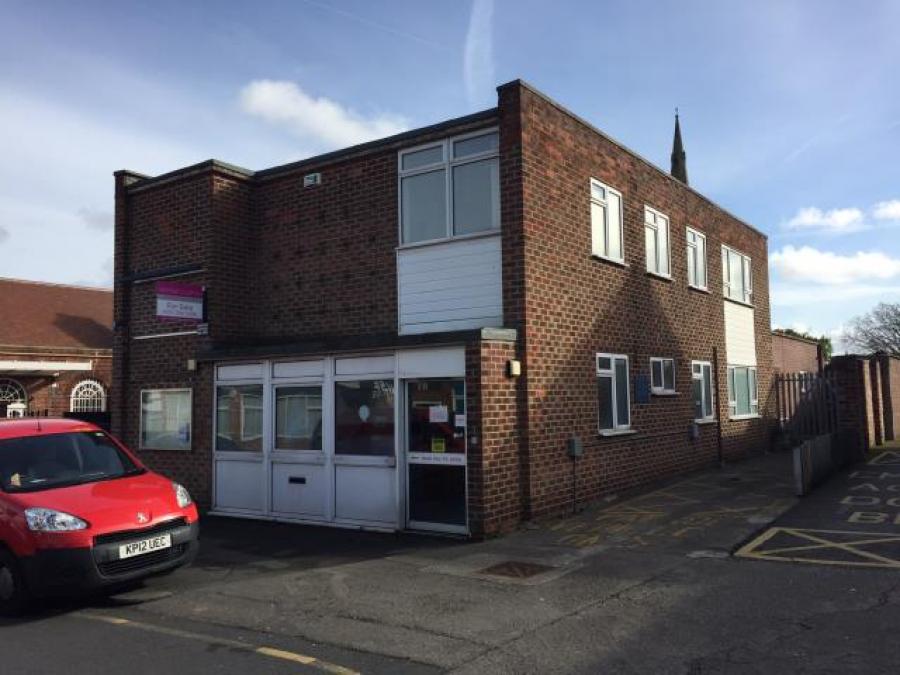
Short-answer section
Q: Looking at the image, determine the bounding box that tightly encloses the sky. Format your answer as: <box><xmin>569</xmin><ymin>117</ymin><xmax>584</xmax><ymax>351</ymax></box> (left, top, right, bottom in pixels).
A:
<box><xmin>1</xmin><ymin>0</ymin><xmax>898</xmax><ymax>351</ymax></box>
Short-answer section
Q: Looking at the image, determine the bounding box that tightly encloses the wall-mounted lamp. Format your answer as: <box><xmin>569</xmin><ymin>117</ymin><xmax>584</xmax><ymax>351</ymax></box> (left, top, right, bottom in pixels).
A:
<box><xmin>507</xmin><ymin>359</ymin><xmax>522</xmax><ymax>377</ymax></box>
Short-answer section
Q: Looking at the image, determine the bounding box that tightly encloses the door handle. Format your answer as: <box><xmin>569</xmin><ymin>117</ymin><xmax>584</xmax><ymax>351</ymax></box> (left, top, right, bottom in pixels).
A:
<box><xmin>288</xmin><ymin>476</ymin><xmax>307</xmax><ymax>485</ymax></box>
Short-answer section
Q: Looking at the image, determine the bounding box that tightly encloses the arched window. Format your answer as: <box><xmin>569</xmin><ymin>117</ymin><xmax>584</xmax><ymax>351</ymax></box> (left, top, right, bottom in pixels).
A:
<box><xmin>0</xmin><ymin>379</ymin><xmax>27</xmax><ymax>418</ymax></box>
<box><xmin>70</xmin><ymin>379</ymin><xmax>107</xmax><ymax>413</ymax></box>
<box><xmin>0</xmin><ymin>379</ymin><xmax>26</xmax><ymax>405</ymax></box>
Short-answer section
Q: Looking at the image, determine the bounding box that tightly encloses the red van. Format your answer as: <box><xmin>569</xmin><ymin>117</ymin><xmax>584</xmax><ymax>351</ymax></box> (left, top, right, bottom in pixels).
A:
<box><xmin>0</xmin><ymin>418</ymin><xmax>199</xmax><ymax>614</ymax></box>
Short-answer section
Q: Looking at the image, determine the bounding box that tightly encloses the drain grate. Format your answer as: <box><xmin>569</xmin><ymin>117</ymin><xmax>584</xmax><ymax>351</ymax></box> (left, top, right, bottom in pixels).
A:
<box><xmin>479</xmin><ymin>560</ymin><xmax>556</xmax><ymax>579</ymax></box>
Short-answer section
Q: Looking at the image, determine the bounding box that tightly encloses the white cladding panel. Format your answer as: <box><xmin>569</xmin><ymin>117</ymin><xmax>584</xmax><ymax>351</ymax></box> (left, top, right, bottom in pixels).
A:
<box><xmin>397</xmin><ymin>347</ymin><xmax>466</xmax><ymax>378</ymax></box>
<box><xmin>214</xmin><ymin>460</ymin><xmax>265</xmax><ymax>512</ymax></box>
<box><xmin>217</xmin><ymin>363</ymin><xmax>264</xmax><ymax>381</ymax></box>
<box><xmin>272</xmin><ymin>360</ymin><xmax>325</xmax><ymax>379</ymax></box>
<box><xmin>398</xmin><ymin>235</ymin><xmax>503</xmax><ymax>335</ymax></box>
<box><xmin>724</xmin><ymin>301</ymin><xmax>757</xmax><ymax>366</ymax></box>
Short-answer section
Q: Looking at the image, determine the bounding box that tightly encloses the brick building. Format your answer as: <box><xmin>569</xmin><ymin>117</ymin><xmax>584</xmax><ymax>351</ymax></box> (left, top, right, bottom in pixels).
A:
<box><xmin>0</xmin><ymin>278</ymin><xmax>112</xmax><ymax>421</ymax></box>
<box><xmin>112</xmin><ymin>80</ymin><xmax>773</xmax><ymax>536</ymax></box>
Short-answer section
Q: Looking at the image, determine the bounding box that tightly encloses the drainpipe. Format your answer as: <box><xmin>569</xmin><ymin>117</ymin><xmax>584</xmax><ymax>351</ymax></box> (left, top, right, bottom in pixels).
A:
<box><xmin>713</xmin><ymin>346</ymin><xmax>724</xmax><ymax>467</ymax></box>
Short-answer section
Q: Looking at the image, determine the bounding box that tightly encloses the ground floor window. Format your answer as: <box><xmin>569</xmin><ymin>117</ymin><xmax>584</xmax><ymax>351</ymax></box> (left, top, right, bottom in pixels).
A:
<box><xmin>275</xmin><ymin>386</ymin><xmax>323</xmax><ymax>450</ymax></box>
<box><xmin>597</xmin><ymin>353</ymin><xmax>630</xmax><ymax>432</ymax></box>
<box><xmin>334</xmin><ymin>379</ymin><xmax>395</xmax><ymax>456</ymax></box>
<box><xmin>692</xmin><ymin>361</ymin><xmax>714</xmax><ymax>421</ymax></box>
<box><xmin>70</xmin><ymin>379</ymin><xmax>106</xmax><ymax>412</ymax></box>
<box><xmin>650</xmin><ymin>357</ymin><xmax>676</xmax><ymax>394</ymax></box>
<box><xmin>140</xmin><ymin>389</ymin><xmax>191</xmax><ymax>450</ymax></box>
<box><xmin>0</xmin><ymin>378</ymin><xmax>27</xmax><ymax>418</ymax></box>
<box><xmin>216</xmin><ymin>385</ymin><xmax>263</xmax><ymax>452</ymax></box>
<box><xmin>727</xmin><ymin>366</ymin><xmax>758</xmax><ymax>418</ymax></box>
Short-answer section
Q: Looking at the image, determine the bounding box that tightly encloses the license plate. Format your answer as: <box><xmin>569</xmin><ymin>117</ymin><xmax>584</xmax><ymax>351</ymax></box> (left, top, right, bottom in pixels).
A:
<box><xmin>118</xmin><ymin>534</ymin><xmax>172</xmax><ymax>559</ymax></box>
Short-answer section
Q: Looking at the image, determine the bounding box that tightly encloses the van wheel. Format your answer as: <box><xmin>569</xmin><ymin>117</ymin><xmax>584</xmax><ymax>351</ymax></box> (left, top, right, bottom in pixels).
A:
<box><xmin>0</xmin><ymin>549</ymin><xmax>29</xmax><ymax>616</ymax></box>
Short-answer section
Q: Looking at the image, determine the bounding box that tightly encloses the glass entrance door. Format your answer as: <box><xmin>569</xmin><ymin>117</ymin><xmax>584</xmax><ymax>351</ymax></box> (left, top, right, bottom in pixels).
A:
<box><xmin>405</xmin><ymin>379</ymin><xmax>467</xmax><ymax>532</ymax></box>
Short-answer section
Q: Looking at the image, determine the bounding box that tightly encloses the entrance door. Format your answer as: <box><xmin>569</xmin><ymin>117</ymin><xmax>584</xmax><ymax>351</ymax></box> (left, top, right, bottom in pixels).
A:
<box><xmin>405</xmin><ymin>379</ymin><xmax>467</xmax><ymax>533</ymax></box>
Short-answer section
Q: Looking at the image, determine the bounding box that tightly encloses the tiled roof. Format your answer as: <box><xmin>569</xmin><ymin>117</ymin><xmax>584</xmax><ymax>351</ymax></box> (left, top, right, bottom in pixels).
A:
<box><xmin>0</xmin><ymin>278</ymin><xmax>113</xmax><ymax>351</ymax></box>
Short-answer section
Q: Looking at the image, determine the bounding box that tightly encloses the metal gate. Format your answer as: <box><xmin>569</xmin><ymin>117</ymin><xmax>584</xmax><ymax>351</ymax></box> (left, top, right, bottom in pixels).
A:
<box><xmin>775</xmin><ymin>372</ymin><xmax>838</xmax><ymax>441</ymax></box>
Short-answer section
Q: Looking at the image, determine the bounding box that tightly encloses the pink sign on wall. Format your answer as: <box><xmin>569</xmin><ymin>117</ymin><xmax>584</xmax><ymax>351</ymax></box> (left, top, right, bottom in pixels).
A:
<box><xmin>155</xmin><ymin>281</ymin><xmax>204</xmax><ymax>322</ymax></box>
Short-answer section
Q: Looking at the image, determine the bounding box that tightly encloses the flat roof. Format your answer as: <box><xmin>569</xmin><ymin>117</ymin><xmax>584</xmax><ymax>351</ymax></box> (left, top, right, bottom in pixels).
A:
<box><xmin>119</xmin><ymin>78</ymin><xmax>764</xmax><ymax>239</ymax></box>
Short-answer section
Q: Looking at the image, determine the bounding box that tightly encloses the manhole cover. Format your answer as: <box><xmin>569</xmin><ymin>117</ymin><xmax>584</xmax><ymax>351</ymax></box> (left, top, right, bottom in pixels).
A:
<box><xmin>479</xmin><ymin>561</ymin><xmax>556</xmax><ymax>579</ymax></box>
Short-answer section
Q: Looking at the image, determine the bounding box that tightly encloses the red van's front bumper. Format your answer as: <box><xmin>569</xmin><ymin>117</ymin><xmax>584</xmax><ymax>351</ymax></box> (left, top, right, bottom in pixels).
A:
<box><xmin>18</xmin><ymin>518</ymin><xmax>199</xmax><ymax>597</ymax></box>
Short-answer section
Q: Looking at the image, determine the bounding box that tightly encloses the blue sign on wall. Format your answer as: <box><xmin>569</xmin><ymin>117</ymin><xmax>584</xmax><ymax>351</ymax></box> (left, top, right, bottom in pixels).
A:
<box><xmin>635</xmin><ymin>374</ymin><xmax>651</xmax><ymax>404</ymax></box>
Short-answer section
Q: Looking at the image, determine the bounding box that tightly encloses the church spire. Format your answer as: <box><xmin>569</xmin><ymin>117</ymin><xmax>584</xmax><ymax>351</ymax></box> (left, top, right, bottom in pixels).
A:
<box><xmin>670</xmin><ymin>109</ymin><xmax>688</xmax><ymax>185</ymax></box>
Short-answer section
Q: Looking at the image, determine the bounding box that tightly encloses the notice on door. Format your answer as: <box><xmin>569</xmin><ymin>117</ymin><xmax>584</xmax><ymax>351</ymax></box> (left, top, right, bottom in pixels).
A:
<box><xmin>431</xmin><ymin>437</ymin><xmax>446</xmax><ymax>453</ymax></box>
<box><xmin>429</xmin><ymin>405</ymin><xmax>449</xmax><ymax>424</ymax></box>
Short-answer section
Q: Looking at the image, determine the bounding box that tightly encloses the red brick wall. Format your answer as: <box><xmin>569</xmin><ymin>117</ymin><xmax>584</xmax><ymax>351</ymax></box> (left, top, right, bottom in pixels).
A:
<box><xmin>882</xmin><ymin>355</ymin><xmax>900</xmax><ymax>442</ymax></box>
<box><xmin>0</xmin><ymin>352</ymin><xmax>111</xmax><ymax>417</ymax></box>
<box><xmin>772</xmin><ymin>333</ymin><xmax>819</xmax><ymax>373</ymax></box>
<box><xmin>500</xmin><ymin>81</ymin><xmax>774</xmax><ymax>517</ymax></box>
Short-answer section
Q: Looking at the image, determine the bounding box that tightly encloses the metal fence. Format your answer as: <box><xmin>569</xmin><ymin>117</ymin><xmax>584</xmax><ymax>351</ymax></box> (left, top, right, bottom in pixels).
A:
<box><xmin>775</xmin><ymin>372</ymin><xmax>838</xmax><ymax>441</ymax></box>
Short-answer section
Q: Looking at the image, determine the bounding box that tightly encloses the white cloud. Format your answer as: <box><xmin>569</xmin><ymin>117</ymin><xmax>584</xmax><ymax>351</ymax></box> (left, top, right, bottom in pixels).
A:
<box><xmin>770</xmin><ymin>245</ymin><xmax>900</xmax><ymax>285</ymax></box>
<box><xmin>463</xmin><ymin>0</ymin><xmax>495</xmax><ymax>108</ymax></box>
<box><xmin>784</xmin><ymin>206</ymin><xmax>865</xmax><ymax>233</ymax></box>
<box><xmin>78</xmin><ymin>207</ymin><xmax>113</xmax><ymax>231</ymax></box>
<box><xmin>873</xmin><ymin>199</ymin><xmax>900</xmax><ymax>221</ymax></box>
<box><xmin>0</xmin><ymin>225</ymin><xmax>8</xmax><ymax>244</ymax></box>
<box><xmin>239</xmin><ymin>80</ymin><xmax>408</xmax><ymax>149</ymax></box>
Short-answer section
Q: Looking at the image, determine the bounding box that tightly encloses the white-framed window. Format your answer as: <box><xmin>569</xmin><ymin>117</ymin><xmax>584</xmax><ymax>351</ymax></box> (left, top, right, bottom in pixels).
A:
<box><xmin>398</xmin><ymin>129</ymin><xmax>500</xmax><ymax>244</ymax></box>
<box><xmin>215</xmin><ymin>384</ymin><xmax>263</xmax><ymax>452</ymax></box>
<box><xmin>69</xmin><ymin>379</ymin><xmax>106</xmax><ymax>413</ymax></box>
<box><xmin>590</xmin><ymin>179</ymin><xmax>624</xmax><ymax>263</ymax></box>
<box><xmin>644</xmin><ymin>206</ymin><xmax>671</xmax><ymax>277</ymax></box>
<box><xmin>691</xmin><ymin>361</ymin><xmax>715</xmax><ymax>421</ymax></box>
<box><xmin>722</xmin><ymin>245</ymin><xmax>753</xmax><ymax>304</ymax></box>
<box><xmin>597</xmin><ymin>353</ymin><xmax>630</xmax><ymax>432</ymax></box>
<box><xmin>275</xmin><ymin>385</ymin><xmax>323</xmax><ymax>451</ymax></box>
<box><xmin>650</xmin><ymin>357</ymin><xmax>676</xmax><ymax>394</ymax></box>
<box><xmin>140</xmin><ymin>389</ymin><xmax>192</xmax><ymax>451</ymax></box>
<box><xmin>727</xmin><ymin>365</ymin><xmax>758</xmax><ymax>418</ymax></box>
<box><xmin>686</xmin><ymin>227</ymin><xmax>707</xmax><ymax>290</ymax></box>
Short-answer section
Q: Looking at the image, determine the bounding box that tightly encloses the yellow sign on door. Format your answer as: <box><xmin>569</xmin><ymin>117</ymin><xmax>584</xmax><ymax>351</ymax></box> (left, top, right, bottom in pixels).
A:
<box><xmin>431</xmin><ymin>437</ymin><xmax>446</xmax><ymax>453</ymax></box>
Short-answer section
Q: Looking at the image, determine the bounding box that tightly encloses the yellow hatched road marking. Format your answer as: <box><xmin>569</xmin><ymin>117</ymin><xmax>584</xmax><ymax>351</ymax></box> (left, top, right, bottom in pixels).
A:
<box><xmin>736</xmin><ymin>527</ymin><xmax>900</xmax><ymax>569</ymax></box>
<box><xmin>76</xmin><ymin>612</ymin><xmax>361</xmax><ymax>675</ymax></box>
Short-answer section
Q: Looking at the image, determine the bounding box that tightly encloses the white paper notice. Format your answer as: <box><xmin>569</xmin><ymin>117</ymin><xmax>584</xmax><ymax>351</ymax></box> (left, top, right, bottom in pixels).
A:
<box><xmin>454</xmin><ymin>413</ymin><xmax>467</xmax><ymax>428</ymax></box>
<box><xmin>429</xmin><ymin>405</ymin><xmax>449</xmax><ymax>423</ymax></box>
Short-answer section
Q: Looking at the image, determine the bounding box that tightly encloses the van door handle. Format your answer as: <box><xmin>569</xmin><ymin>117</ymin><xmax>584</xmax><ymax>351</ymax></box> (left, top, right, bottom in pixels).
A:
<box><xmin>288</xmin><ymin>476</ymin><xmax>307</xmax><ymax>485</ymax></box>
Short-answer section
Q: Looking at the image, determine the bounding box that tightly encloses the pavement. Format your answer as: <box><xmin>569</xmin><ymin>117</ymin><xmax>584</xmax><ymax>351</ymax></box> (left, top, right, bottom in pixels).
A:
<box><xmin>5</xmin><ymin>448</ymin><xmax>900</xmax><ymax>674</ymax></box>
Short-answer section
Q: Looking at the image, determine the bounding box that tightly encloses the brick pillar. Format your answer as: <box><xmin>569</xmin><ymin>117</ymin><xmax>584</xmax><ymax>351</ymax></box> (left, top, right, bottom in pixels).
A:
<box><xmin>829</xmin><ymin>355</ymin><xmax>870</xmax><ymax>461</ymax></box>
<box><xmin>467</xmin><ymin>333</ymin><xmax>523</xmax><ymax>537</ymax></box>
<box><xmin>110</xmin><ymin>170</ymin><xmax>143</xmax><ymax>439</ymax></box>
<box><xmin>870</xmin><ymin>357</ymin><xmax>885</xmax><ymax>446</ymax></box>
<box><xmin>878</xmin><ymin>354</ymin><xmax>897</xmax><ymax>442</ymax></box>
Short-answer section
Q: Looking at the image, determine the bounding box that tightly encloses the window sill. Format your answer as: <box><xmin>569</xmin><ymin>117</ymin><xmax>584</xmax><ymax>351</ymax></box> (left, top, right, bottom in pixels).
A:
<box><xmin>598</xmin><ymin>428</ymin><xmax>638</xmax><ymax>438</ymax></box>
<box><xmin>723</xmin><ymin>296</ymin><xmax>754</xmax><ymax>309</ymax></box>
<box><xmin>651</xmin><ymin>390</ymin><xmax>679</xmax><ymax>397</ymax></box>
<box><xmin>729</xmin><ymin>414</ymin><xmax>761</xmax><ymax>421</ymax></box>
<box><xmin>396</xmin><ymin>229</ymin><xmax>500</xmax><ymax>252</ymax></box>
<box><xmin>646</xmin><ymin>271</ymin><xmax>673</xmax><ymax>282</ymax></box>
<box><xmin>694</xmin><ymin>418</ymin><xmax>717</xmax><ymax>425</ymax></box>
<box><xmin>591</xmin><ymin>254</ymin><xmax>628</xmax><ymax>269</ymax></box>
<box><xmin>688</xmin><ymin>285</ymin><xmax>710</xmax><ymax>294</ymax></box>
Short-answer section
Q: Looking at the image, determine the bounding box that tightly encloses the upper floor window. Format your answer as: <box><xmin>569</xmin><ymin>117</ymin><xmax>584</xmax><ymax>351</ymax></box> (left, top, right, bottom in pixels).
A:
<box><xmin>399</xmin><ymin>130</ymin><xmax>500</xmax><ymax>244</ymax></box>
<box><xmin>722</xmin><ymin>245</ymin><xmax>753</xmax><ymax>304</ymax></box>
<box><xmin>686</xmin><ymin>228</ymin><xmax>707</xmax><ymax>290</ymax></box>
<box><xmin>644</xmin><ymin>206</ymin><xmax>671</xmax><ymax>277</ymax></box>
<box><xmin>590</xmin><ymin>179</ymin><xmax>624</xmax><ymax>263</ymax></box>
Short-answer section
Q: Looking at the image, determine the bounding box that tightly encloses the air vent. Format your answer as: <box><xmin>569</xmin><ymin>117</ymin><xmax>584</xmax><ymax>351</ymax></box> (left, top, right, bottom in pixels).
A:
<box><xmin>303</xmin><ymin>172</ymin><xmax>322</xmax><ymax>188</ymax></box>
